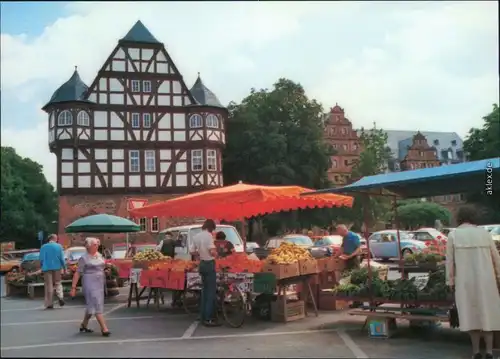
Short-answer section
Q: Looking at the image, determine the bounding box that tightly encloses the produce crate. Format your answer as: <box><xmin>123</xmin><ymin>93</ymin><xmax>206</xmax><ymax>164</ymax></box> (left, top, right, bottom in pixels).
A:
<box><xmin>318</xmin><ymin>271</ymin><xmax>338</xmax><ymax>289</ymax></box>
<box><xmin>262</xmin><ymin>262</ymin><xmax>300</xmax><ymax>280</ymax></box>
<box><xmin>368</xmin><ymin>317</ymin><xmax>397</xmax><ymax>338</ymax></box>
<box><xmin>299</xmin><ymin>259</ymin><xmax>319</xmax><ymax>275</ymax></box>
<box><xmin>317</xmin><ymin>258</ymin><xmax>330</xmax><ymax>272</ymax></box>
<box><xmin>271</xmin><ymin>299</ymin><xmax>305</xmax><ymax>322</ymax></box>
<box><xmin>330</xmin><ymin>258</ymin><xmax>345</xmax><ymax>271</ymax></box>
<box><xmin>253</xmin><ymin>272</ymin><xmax>277</xmax><ymax>294</ymax></box>
<box><xmin>318</xmin><ymin>289</ymin><xmax>350</xmax><ymax>310</ymax></box>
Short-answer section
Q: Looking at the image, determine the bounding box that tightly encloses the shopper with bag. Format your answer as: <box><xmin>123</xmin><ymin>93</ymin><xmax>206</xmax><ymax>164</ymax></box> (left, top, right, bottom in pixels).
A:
<box><xmin>446</xmin><ymin>206</ymin><xmax>500</xmax><ymax>359</ymax></box>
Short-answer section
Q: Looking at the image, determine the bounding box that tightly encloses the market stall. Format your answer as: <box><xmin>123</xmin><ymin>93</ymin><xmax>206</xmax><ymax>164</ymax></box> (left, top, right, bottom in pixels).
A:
<box><xmin>303</xmin><ymin>157</ymin><xmax>500</xmax><ymax>339</ymax></box>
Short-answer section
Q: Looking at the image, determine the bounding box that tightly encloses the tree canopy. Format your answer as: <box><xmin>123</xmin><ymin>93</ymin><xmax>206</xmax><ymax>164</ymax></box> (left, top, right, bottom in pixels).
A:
<box><xmin>222</xmin><ymin>78</ymin><xmax>332</xmax><ymax>189</ymax></box>
<box><xmin>463</xmin><ymin>104</ymin><xmax>500</xmax><ymax>223</ymax></box>
<box><xmin>0</xmin><ymin>147</ymin><xmax>58</xmax><ymax>248</ymax></box>
<box><xmin>396</xmin><ymin>202</ymin><xmax>451</xmax><ymax>229</ymax></box>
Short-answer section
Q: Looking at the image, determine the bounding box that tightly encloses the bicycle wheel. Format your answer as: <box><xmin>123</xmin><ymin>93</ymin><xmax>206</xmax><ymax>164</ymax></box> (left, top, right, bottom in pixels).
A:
<box><xmin>182</xmin><ymin>289</ymin><xmax>201</xmax><ymax>315</ymax></box>
<box><xmin>221</xmin><ymin>286</ymin><xmax>246</xmax><ymax>328</ymax></box>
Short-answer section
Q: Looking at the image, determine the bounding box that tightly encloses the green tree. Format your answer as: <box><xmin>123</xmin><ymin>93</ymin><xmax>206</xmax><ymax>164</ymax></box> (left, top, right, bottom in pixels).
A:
<box><xmin>0</xmin><ymin>147</ymin><xmax>58</xmax><ymax>248</ymax></box>
<box><xmin>463</xmin><ymin>104</ymin><xmax>500</xmax><ymax>223</ymax></box>
<box><xmin>396</xmin><ymin>202</ymin><xmax>451</xmax><ymax>229</ymax></box>
<box><xmin>222</xmin><ymin>79</ymin><xmax>334</xmax><ymax>237</ymax></box>
<box><xmin>223</xmin><ymin>78</ymin><xmax>332</xmax><ymax>188</ymax></box>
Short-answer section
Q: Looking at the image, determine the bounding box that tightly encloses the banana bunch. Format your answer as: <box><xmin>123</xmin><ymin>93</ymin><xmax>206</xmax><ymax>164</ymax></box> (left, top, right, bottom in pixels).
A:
<box><xmin>133</xmin><ymin>249</ymin><xmax>166</xmax><ymax>261</ymax></box>
<box><xmin>267</xmin><ymin>242</ymin><xmax>312</xmax><ymax>264</ymax></box>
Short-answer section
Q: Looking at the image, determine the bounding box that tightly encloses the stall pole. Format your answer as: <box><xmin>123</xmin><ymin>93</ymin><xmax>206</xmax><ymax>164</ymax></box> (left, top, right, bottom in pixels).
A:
<box><xmin>393</xmin><ymin>196</ymin><xmax>404</xmax><ymax>279</ymax></box>
<box><xmin>362</xmin><ymin>194</ymin><xmax>373</xmax><ymax>305</ymax></box>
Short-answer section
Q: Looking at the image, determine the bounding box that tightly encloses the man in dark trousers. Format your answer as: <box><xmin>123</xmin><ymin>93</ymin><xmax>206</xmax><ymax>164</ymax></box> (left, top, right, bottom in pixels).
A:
<box><xmin>337</xmin><ymin>224</ymin><xmax>362</xmax><ymax>307</ymax></box>
<box><xmin>190</xmin><ymin>219</ymin><xmax>220</xmax><ymax>326</ymax></box>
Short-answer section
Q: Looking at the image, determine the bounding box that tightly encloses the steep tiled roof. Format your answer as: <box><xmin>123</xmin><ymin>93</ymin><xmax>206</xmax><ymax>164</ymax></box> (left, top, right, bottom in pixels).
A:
<box><xmin>189</xmin><ymin>74</ymin><xmax>224</xmax><ymax>108</ymax></box>
<box><xmin>120</xmin><ymin>20</ymin><xmax>160</xmax><ymax>44</ymax></box>
<box><xmin>43</xmin><ymin>68</ymin><xmax>91</xmax><ymax>109</ymax></box>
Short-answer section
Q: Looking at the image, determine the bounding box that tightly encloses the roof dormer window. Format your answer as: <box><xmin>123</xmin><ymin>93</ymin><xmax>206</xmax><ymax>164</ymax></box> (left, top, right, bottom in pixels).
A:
<box><xmin>77</xmin><ymin>111</ymin><xmax>90</xmax><ymax>126</ymax></box>
<box><xmin>433</xmin><ymin>139</ymin><xmax>439</xmax><ymax>146</ymax></box>
<box><xmin>451</xmin><ymin>140</ymin><xmax>457</xmax><ymax>146</ymax></box>
<box><xmin>58</xmin><ymin>110</ymin><xmax>73</xmax><ymax>126</ymax></box>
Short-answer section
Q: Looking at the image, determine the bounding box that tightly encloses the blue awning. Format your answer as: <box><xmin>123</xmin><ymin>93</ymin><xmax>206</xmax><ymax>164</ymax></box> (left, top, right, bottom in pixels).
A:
<box><xmin>304</xmin><ymin>158</ymin><xmax>500</xmax><ymax>198</ymax></box>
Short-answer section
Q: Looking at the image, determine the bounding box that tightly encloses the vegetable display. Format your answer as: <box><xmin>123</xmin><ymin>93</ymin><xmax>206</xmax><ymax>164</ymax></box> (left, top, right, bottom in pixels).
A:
<box><xmin>133</xmin><ymin>249</ymin><xmax>167</xmax><ymax>261</ymax></box>
<box><xmin>404</xmin><ymin>252</ymin><xmax>444</xmax><ymax>265</ymax></box>
<box><xmin>333</xmin><ymin>265</ymin><xmax>453</xmax><ymax>302</ymax></box>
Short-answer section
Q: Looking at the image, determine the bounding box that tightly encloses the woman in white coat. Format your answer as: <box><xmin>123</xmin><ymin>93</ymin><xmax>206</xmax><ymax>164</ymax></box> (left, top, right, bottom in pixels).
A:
<box><xmin>446</xmin><ymin>206</ymin><xmax>500</xmax><ymax>359</ymax></box>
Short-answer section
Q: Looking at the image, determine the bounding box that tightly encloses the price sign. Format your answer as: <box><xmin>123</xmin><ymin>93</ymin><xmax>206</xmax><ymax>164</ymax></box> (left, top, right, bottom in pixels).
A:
<box><xmin>414</xmin><ymin>275</ymin><xmax>429</xmax><ymax>291</ymax></box>
<box><xmin>130</xmin><ymin>268</ymin><xmax>142</xmax><ymax>284</ymax></box>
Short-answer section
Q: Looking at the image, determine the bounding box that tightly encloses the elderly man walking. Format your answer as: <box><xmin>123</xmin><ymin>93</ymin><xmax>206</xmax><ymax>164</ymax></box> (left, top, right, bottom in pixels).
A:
<box><xmin>40</xmin><ymin>234</ymin><xmax>67</xmax><ymax>309</ymax></box>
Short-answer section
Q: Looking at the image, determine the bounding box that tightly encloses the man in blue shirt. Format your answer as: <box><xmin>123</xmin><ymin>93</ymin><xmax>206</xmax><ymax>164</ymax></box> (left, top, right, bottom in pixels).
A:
<box><xmin>40</xmin><ymin>234</ymin><xmax>66</xmax><ymax>309</ymax></box>
<box><xmin>337</xmin><ymin>225</ymin><xmax>361</xmax><ymax>270</ymax></box>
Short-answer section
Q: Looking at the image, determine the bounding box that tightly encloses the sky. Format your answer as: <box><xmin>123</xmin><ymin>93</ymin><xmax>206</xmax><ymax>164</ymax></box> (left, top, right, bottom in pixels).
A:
<box><xmin>1</xmin><ymin>1</ymin><xmax>498</xmax><ymax>186</ymax></box>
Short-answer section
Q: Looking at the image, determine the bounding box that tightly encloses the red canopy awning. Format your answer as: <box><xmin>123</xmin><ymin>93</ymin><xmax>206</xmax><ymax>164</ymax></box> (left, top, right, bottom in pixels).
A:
<box><xmin>129</xmin><ymin>182</ymin><xmax>354</xmax><ymax>221</ymax></box>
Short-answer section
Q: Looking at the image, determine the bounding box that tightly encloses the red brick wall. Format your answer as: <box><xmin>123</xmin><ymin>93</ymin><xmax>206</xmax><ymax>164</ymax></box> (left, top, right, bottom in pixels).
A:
<box><xmin>58</xmin><ymin>194</ymin><xmax>199</xmax><ymax>248</ymax></box>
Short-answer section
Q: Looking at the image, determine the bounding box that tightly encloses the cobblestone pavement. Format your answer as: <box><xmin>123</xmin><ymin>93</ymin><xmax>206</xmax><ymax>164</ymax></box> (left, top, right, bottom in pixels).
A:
<box><xmin>0</xmin><ymin>287</ymin><xmax>480</xmax><ymax>358</ymax></box>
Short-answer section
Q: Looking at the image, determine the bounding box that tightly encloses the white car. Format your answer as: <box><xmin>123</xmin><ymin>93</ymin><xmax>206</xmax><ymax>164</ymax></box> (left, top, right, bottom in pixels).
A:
<box><xmin>160</xmin><ymin>224</ymin><xmax>245</xmax><ymax>260</ymax></box>
<box><xmin>411</xmin><ymin>228</ymin><xmax>448</xmax><ymax>244</ymax></box>
<box><xmin>479</xmin><ymin>224</ymin><xmax>500</xmax><ymax>233</ymax></box>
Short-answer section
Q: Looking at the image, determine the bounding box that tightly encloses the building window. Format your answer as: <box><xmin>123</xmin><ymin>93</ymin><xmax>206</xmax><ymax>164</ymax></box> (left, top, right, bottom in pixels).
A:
<box><xmin>433</xmin><ymin>139</ymin><xmax>439</xmax><ymax>146</ymax></box>
<box><xmin>143</xmin><ymin>80</ymin><xmax>152</xmax><ymax>93</ymax></box>
<box><xmin>129</xmin><ymin>150</ymin><xmax>140</xmax><ymax>173</ymax></box>
<box><xmin>151</xmin><ymin>217</ymin><xmax>159</xmax><ymax>232</ymax></box>
<box><xmin>207</xmin><ymin>150</ymin><xmax>217</xmax><ymax>171</ymax></box>
<box><xmin>131</xmin><ymin>113</ymin><xmax>140</xmax><ymax>128</ymax></box>
<box><xmin>189</xmin><ymin>114</ymin><xmax>203</xmax><ymax>128</ymax></box>
<box><xmin>144</xmin><ymin>150</ymin><xmax>155</xmax><ymax>172</ymax></box>
<box><xmin>342</xmin><ymin>144</ymin><xmax>348</xmax><ymax>151</ymax></box>
<box><xmin>352</xmin><ymin>144</ymin><xmax>358</xmax><ymax>150</ymax></box>
<box><xmin>143</xmin><ymin>113</ymin><xmax>152</xmax><ymax>128</ymax></box>
<box><xmin>332</xmin><ymin>144</ymin><xmax>338</xmax><ymax>149</ymax></box>
<box><xmin>139</xmin><ymin>218</ymin><xmax>147</xmax><ymax>232</ymax></box>
<box><xmin>451</xmin><ymin>140</ymin><xmax>457</xmax><ymax>146</ymax></box>
<box><xmin>344</xmin><ymin>160</ymin><xmax>349</xmax><ymax>166</ymax></box>
<box><xmin>206</xmin><ymin>114</ymin><xmax>218</xmax><ymax>128</ymax></box>
<box><xmin>77</xmin><ymin>111</ymin><xmax>90</xmax><ymax>126</ymax></box>
<box><xmin>191</xmin><ymin>150</ymin><xmax>203</xmax><ymax>171</ymax></box>
<box><xmin>341</xmin><ymin>128</ymin><xmax>347</xmax><ymax>135</ymax></box>
<box><xmin>131</xmin><ymin>80</ymin><xmax>140</xmax><ymax>92</ymax></box>
<box><xmin>57</xmin><ymin>110</ymin><xmax>73</xmax><ymax>126</ymax></box>
<box><xmin>332</xmin><ymin>160</ymin><xmax>337</xmax><ymax>168</ymax></box>
<box><xmin>419</xmin><ymin>151</ymin><xmax>424</xmax><ymax>157</ymax></box>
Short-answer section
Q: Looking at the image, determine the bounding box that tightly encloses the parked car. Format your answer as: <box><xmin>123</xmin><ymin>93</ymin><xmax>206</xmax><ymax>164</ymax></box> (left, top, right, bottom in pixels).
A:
<box><xmin>411</xmin><ymin>228</ymin><xmax>448</xmax><ymax>245</ymax></box>
<box><xmin>441</xmin><ymin>228</ymin><xmax>456</xmax><ymax>236</ymax></box>
<box><xmin>253</xmin><ymin>234</ymin><xmax>314</xmax><ymax>260</ymax></box>
<box><xmin>245</xmin><ymin>242</ymin><xmax>260</xmax><ymax>254</ymax></box>
<box><xmin>0</xmin><ymin>254</ymin><xmax>21</xmax><ymax>274</ymax></box>
<box><xmin>490</xmin><ymin>226</ymin><xmax>500</xmax><ymax>242</ymax></box>
<box><xmin>368</xmin><ymin>230</ymin><xmax>427</xmax><ymax>260</ymax></box>
<box><xmin>65</xmin><ymin>246</ymin><xmax>87</xmax><ymax>265</ymax></box>
<box><xmin>160</xmin><ymin>224</ymin><xmax>245</xmax><ymax>260</ymax></box>
<box><xmin>479</xmin><ymin>224</ymin><xmax>500</xmax><ymax>233</ymax></box>
<box><xmin>312</xmin><ymin>234</ymin><xmax>369</xmax><ymax>259</ymax></box>
<box><xmin>20</xmin><ymin>251</ymin><xmax>41</xmax><ymax>272</ymax></box>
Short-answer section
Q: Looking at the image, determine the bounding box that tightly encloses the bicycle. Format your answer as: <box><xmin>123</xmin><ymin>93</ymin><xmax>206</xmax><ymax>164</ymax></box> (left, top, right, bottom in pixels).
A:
<box><xmin>181</xmin><ymin>272</ymin><xmax>248</xmax><ymax>328</ymax></box>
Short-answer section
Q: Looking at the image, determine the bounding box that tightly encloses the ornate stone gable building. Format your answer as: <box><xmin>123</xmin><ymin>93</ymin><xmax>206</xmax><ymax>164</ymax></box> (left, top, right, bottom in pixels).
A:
<box><xmin>43</xmin><ymin>21</ymin><xmax>227</xmax><ymax>246</ymax></box>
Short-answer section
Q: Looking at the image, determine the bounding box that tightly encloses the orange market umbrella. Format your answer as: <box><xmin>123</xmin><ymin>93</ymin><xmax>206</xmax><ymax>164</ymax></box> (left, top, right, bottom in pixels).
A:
<box><xmin>129</xmin><ymin>182</ymin><xmax>353</xmax><ymax>221</ymax></box>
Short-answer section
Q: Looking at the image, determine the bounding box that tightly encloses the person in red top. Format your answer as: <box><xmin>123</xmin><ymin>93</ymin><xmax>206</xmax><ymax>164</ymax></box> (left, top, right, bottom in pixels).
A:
<box><xmin>213</xmin><ymin>231</ymin><xmax>234</xmax><ymax>258</ymax></box>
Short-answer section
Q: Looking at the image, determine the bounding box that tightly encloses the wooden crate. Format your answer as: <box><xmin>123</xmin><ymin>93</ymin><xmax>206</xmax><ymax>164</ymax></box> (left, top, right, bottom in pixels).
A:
<box><xmin>271</xmin><ymin>299</ymin><xmax>305</xmax><ymax>322</ymax></box>
<box><xmin>318</xmin><ymin>289</ymin><xmax>350</xmax><ymax>310</ymax></box>
<box><xmin>318</xmin><ymin>271</ymin><xmax>338</xmax><ymax>289</ymax></box>
<box><xmin>262</xmin><ymin>262</ymin><xmax>300</xmax><ymax>280</ymax></box>
<box><xmin>329</xmin><ymin>258</ymin><xmax>345</xmax><ymax>271</ymax></box>
<box><xmin>299</xmin><ymin>259</ymin><xmax>319</xmax><ymax>275</ymax></box>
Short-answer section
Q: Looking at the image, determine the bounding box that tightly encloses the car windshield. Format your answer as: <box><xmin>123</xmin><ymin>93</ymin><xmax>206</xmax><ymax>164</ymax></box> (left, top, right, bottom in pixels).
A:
<box><xmin>190</xmin><ymin>227</ymin><xmax>243</xmax><ymax>246</ymax></box>
<box><xmin>285</xmin><ymin>236</ymin><xmax>313</xmax><ymax>246</ymax></box>
<box><xmin>491</xmin><ymin>227</ymin><xmax>500</xmax><ymax>235</ymax></box>
<box><xmin>112</xmin><ymin>250</ymin><xmax>127</xmax><ymax>259</ymax></box>
<box><xmin>68</xmin><ymin>251</ymin><xmax>86</xmax><ymax>261</ymax></box>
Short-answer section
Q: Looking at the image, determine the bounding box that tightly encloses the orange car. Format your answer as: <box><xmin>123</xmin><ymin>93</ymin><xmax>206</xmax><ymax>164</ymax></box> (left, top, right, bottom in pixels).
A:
<box><xmin>0</xmin><ymin>254</ymin><xmax>21</xmax><ymax>273</ymax></box>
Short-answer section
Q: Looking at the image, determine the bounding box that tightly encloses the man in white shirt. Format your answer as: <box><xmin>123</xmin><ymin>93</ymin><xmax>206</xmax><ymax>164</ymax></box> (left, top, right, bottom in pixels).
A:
<box><xmin>190</xmin><ymin>219</ymin><xmax>219</xmax><ymax>326</ymax></box>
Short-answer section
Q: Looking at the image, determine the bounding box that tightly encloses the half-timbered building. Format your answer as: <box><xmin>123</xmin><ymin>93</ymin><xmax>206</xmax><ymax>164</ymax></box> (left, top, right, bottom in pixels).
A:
<box><xmin>43</xmin><ymin>21</ymin><xmax>227</xmax><ymax>246</ymax></box>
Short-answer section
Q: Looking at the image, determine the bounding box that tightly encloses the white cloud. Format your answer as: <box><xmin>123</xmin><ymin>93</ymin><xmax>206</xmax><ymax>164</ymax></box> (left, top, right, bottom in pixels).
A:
<box><xmin>0</xmin><ymin>1</ymin><xmax>498</xmax><ymax>185</ymax></box>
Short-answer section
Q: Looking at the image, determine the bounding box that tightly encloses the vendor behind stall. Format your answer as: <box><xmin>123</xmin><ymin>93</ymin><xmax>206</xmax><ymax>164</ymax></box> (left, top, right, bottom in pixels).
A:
<box><xmin>156</xmin><ymin>231</ymin><xmax>176</xmax><ymax>258</ymax></box>
<box><xmin>214</xmin><ymin>231</ymin><xmax>234</xmax><ymax>258</ymax></box>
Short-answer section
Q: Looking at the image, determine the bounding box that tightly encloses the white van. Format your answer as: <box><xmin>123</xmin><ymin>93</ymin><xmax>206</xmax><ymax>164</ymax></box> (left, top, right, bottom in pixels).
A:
<box><xmin>160</xmin><ymin>224</ymin><xmax>245</xmax><ymax>260</ymax></box>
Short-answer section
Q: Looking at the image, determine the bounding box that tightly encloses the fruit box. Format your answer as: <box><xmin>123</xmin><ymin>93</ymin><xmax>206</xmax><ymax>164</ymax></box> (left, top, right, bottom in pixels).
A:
<box><xmin>299</xmin><ymin>259</ymin><xmax>319</xmax><ymax>275</ymax></box>
<box><xmin>318</xmin><ymin>289</ymin><xmax>350</xmax><ymax>310</ymax></box>
<box><xmin>271</xmin><ymin>299</ymin><xmax>305</xmax><ymax>322</ymax></box>
<box><xmin>262</xmin><ymin>262</ymin><xmax>300</xmax><ymax>280</ymax></box>
<box><xmin>329</xmin><ymin>258</ymin><xmax>345</xmax><ymax>271</ymax></box>
<box><xmin>318</xmin><ymin>271</ymin><xmax>338</xmax><ymax>289</ymax></box>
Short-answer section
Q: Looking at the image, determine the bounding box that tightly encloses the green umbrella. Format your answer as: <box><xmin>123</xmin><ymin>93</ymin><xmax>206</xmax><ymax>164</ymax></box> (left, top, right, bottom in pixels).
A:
<box><xmin>65</xmin><ymin>214</ymin><xmax>140</xmax><ymax>234</ymax></box>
